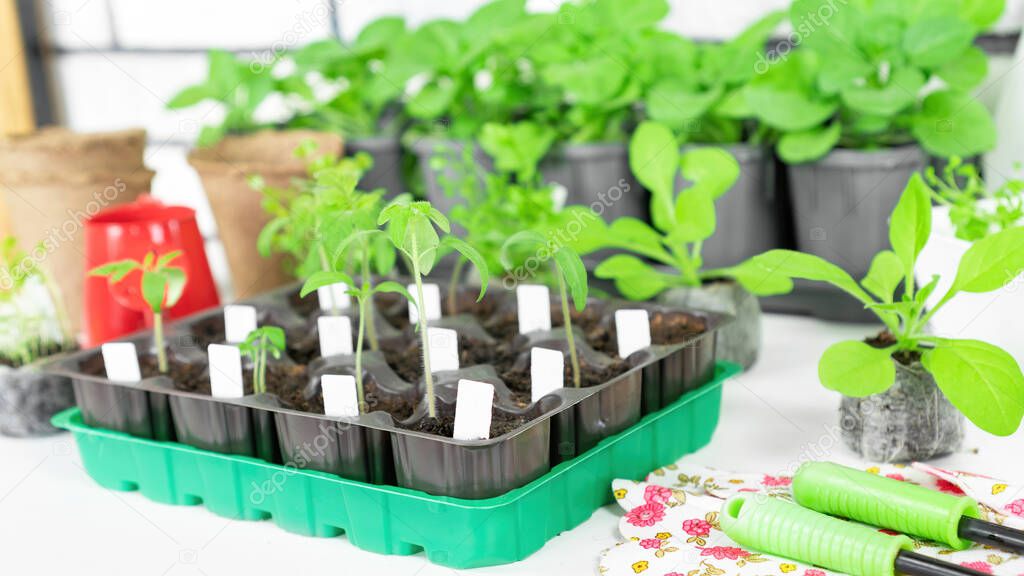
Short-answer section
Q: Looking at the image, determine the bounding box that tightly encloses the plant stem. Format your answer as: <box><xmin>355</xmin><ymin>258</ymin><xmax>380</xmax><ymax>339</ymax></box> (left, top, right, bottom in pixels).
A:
<box><xmin>317</xmin><ymin>243</ymin><xmax>339</xmax><ymax>317</ymax></box>
<box><xmin>257</xmin><ymin>336</ymin><xmax>267</xmax><ymax>395</ymax></box>
<box><xmin>411</xmin><ymin>240</ymin><xmax>436</xmax><ymax>418</ymax></box>
<box><xmin>355</xmin><ymin>296</ymin><xmax>367</xmax><ymax>414</ymax></box>
<box><xmin>447</xmin><ymin>256</ymin><xmax>467</xmax><ymax>317</ymax></box>
<box><xmin>558</xmin><ymin>272</ymin><xmax>581</xmax><ymax>388</ymax></box>
<box><xmin>40</xmin><ymin>269</ymin><xmax>73</xmax><ymax>347</ymax></box>
<box><xmin>154</xmin><ymin>313</ymin><xmax>168</xmax><ymax>373</ymax></box>
<box><xmin>360</xmin><ymin>242</ymin><xmax>379</xmax><ymax>351</ymax></box>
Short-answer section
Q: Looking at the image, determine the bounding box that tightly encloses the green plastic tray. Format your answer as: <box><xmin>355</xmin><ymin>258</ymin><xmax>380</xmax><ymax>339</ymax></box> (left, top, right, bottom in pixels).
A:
<box><xmin>54</xmin><ymin>362</ymin><xmax>739</xmax><ymax>569</ymax></box>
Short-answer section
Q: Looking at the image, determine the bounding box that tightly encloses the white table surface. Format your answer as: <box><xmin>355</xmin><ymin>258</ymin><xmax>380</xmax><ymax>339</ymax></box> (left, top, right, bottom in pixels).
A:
<box><xmin>3</xmin><ymin>313</ymin><xmax>1022</xmax><ymax>576</ymax></box>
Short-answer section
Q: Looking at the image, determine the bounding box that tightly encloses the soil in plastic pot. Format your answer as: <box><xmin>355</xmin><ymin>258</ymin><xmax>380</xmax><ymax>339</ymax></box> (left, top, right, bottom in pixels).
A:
<box><xmin>788</xmin><ymin>146</ymin><xmax>927</xmax><ymax>276</ymax></box>
<box><xmin>189</xmin><ymin>130</ymin><xmax>342</xmax><ymax>299</ymax></box>
<box><xmin>0</xmin><ymin>128</ymin><xmax>151</xmax><ymax>335</ymax></box>
<box><xmin>659</xmin><ymin>281</ymin><xmax>761</xmax><ymax>369</ymax></box>
<box><xmin>347</xmin><ymin>136</ymin><xmax>404</xmax><ymax>199</ymax></box>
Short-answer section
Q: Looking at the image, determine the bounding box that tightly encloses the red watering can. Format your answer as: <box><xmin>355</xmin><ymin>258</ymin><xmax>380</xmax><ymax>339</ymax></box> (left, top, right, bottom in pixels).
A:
<box><xmin>83</xmin><ymin>195</ymin><xmax>220</xmax><ymax>347</ymax></box>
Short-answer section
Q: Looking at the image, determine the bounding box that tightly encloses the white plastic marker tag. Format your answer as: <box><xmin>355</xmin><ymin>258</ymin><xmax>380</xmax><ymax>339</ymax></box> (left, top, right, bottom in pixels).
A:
<box><xmin>530</xmin><ymin>347</ymin><xmax>564</xmax><ymax>403</ymax></box>
<box><xmin>516</xmin><ymin>284</ymin><xmax>552</xmax><ymax>335</ymax></box>
<box><xmin>208</xmin><ymin>344</ymin><xmax>244</xmax><ymax>398</ymax></box>
<box><xmin>321</xmin><ymin>374</ymin><xmax>359</xmax><ymax>417</ymax></box>
<box><xmin>453</xmin><ymin>379</ymin><xmax>495</xmax><ymax>441</ymax></box>
<box><xmin>317</xmin><ymin>283</ymin><xmax>351</xmax><ymax>312</ymax></box>
<box><xmin>101</xmin><ymin>342</ymin><xmax>142</xmax><ymax>383</ymax></box>
<box><xmin>407</xmin><ymin>283</ymin><xmax>442</xmax><ymax>324</ymax></box>
<box><xmin>318</xmin><ymin>315</ymin><xmax>353</xmax><ymax>358</ymax></box>
<box><xmin>427</xmin><ymin>327</ymin><xmax>460</xmax><ymax>373</ymax></box>
<box><xmin>615</xmin><ymin>309</ymin><xmax>652</xmax><ymax>359</ymax></box>
<box><xmin>224</xmin><ymin>304</ymin><xmax>257</xmax><ymax>344</ymax></box>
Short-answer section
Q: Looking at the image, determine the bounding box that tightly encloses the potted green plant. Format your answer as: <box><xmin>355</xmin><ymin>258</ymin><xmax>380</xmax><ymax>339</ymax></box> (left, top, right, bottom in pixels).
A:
<box><xmin>750</xmin><ymin>0</ymin><xmax>999</xmax><ymax>276</ymax></box>
<box><xmin>746</xmin><ymin>173</ymin><xmax>1024</xmax><ymax>462</ymax></box>
<box><xmin>592</xmin><ymin>122</ymin><xmax>788</xmax><ymax>368</ymax></box>
<box><xmin>0</xmin><ymin>237</ymin><xmax>77</xmax><ymax>436</ymax></box>
<box><xmin>167</xmin><ymin>49</ymin><xmax>343</xmax><ymax>297</ymax></box>
<box><xmin>639</xmin><ymin>11</ymin><xmax>786</xmax><ymax>268</ymax></box>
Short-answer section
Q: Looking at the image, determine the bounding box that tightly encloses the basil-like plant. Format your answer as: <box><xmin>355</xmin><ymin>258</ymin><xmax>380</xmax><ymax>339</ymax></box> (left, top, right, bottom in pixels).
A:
<box><xmin>746</xmin><ymin>174</ymin><xmax>1024</xmax><ymax>436</ymax></box>
<box><xmin>300</xmin><ymin>272</ymin><xmax>411</xmax><ymax>413</ymax></box>
<box><xmin>592</xmin><ymin>121</ymin><xmax>789</xmax><ymax>298</ymax></box>
<box><xmin>0</xmin><ymin>237</ymin><xmax>74</xmax><ymax>366</ymax></box>
<box><xmin>926</xmin><ymin>157</ymin><xmax>1024</xmax><ymax>242</ymax></box>
<box><xmin>377</xmin><ymin>199</ymin><xmax>490</xmax><ymax>418</ymax></box>
<box><xmin>749</xmin><ymin>0</ymin><xmax>1001</xmax><ymax>163</ymax></box>
<box><xmin>90</xmin><ymin>251</ymin><xmax>187</xmax><ymax>374</ymax></box>
<box><xmin>501</xmin><ymin>231</ymin><xmax>588</xmax><ymax>388</ymax></box>
<box><xmin>239</xmin><ymin>326</ymin><xmax>285</xmax><ymax>395</ymax></box>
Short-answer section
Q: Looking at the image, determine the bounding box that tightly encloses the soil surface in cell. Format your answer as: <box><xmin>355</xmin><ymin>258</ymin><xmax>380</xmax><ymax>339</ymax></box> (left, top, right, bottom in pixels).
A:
<box><xmin>401</xmin><ymin>408</ymin><xmax>534</xmax><ymax>439</ymax></box>
<box><xmin>867</xmin><ymin>331</ymin><xmax>918</xmax><ymax>365</ymax></box>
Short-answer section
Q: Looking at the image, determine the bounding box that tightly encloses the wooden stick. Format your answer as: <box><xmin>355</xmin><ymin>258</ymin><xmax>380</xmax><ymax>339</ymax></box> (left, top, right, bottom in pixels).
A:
<box><xmin>0</xmin><ymin>0</ymin><xmax>35</xmax><ymax>136</ymax></box>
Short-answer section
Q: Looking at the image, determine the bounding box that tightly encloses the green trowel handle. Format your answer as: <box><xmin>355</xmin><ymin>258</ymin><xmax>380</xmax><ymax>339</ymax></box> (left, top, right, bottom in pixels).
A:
<box><xmin>719</xmin><ymin>495</ymin><xmax>914</xmax><ymax>576</ymax></box>
<box><xmin>793</xmin><ymin>462</ymin><xmax>980</xmax><ymax>550</ymax></box>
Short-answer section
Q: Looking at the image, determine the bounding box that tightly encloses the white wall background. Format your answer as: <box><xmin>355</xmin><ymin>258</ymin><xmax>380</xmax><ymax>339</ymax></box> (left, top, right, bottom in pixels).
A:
<box><xmin>33</xmin><ymin>0</ymin><xmax>1024</xmax><ymax>296</ymax></box>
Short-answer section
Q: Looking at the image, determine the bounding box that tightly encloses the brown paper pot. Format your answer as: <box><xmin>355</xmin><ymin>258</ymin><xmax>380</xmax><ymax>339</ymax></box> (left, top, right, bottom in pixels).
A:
<box><xmin>0</xmin><ymin>128</ymin><xmax>151</xmax><ymax>337</ymax></box>
<box><xmin>188</xmin><ymin>130</ymin><xmax>343</xmax><ymax>299</ymax></box>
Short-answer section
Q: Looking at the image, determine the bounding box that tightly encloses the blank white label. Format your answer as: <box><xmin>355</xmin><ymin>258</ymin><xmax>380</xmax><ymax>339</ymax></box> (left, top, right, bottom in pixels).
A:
<box><xmin>224</xmin><ymin>305</ymin><xmax>258</xmax><ymax>344</ymax></box>
<box><xmin>530</xmin><ymin>347</ymin><xmax>564</xmax><ymax>403</ymax></box>
<box><xmin>101</xmin><ymin>342</ymin><xmax>142</xmax><ymax>383</ymax></box>
<box><xmin>208</xmin><ymin>344</ymin><xmax>244</xmax><ymax>398</ymax></box>
<box><xmin>408</xmin><ymin>283</ymin><xmax>442</xmax><ymax>324</ymax></box>
<box><xmin>453</xmin><ymin>379</ymin><xmax>495</xmax><ymax>441</ymax></box>
<box><xmin>317</xmin><ymin>283</ymin><xmax>351</xmax><ymax>312</ymax></box>
<box><xmin>321</xmin><ymin>374</ymin><xmax>359</xmax><ymax>417</ymax></box>
<box><xmin>517</xmin><ymin>284</ymin><xmax>552</xmax><ymax>335</ymax></box>
<box><xmin>615</xmin><ymin>309</ymin><xmax>652</xmax><ymax>359</ymax></box>
<box><xmin>318</xmin><ymin>315</ymin><xmax>353</xmax><ymax>358</ymax></box>
<box><xmin>427</xmin><ymin>327</ymin><xmax>460</xmax><ymax>373</ymax></box>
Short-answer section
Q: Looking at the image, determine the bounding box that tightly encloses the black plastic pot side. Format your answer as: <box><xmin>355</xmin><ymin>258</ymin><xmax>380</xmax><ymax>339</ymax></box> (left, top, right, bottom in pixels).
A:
<box><xmin>347</xmin><ymin>135</ymin><xmax>404</xmax><ymax>199</ymax></box>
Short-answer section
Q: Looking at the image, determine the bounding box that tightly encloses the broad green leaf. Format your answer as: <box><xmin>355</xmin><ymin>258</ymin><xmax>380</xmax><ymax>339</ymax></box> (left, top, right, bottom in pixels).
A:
<box><xmin>747</xmin><ymin>250</ymin><xmax>874</xmax><ymax>305</ymax></box>
<box><xmin>629</xmin><ymin>122</ymin><xmax>679</xmax><ymax>232</ymax></box>
<box><xmin>164</xmin><ymin>267</ymin><xmax>187</xmax><ymax>308</ymax></box>
<box><xmin>680</xmin><ymin>147</ymin><xmax>739</xmax><ymax>200</ymax></box>
<box><xmin>541</xmin><ymin>55</ymin><xmax>627</xmax><ymax>105</ymax></box>
<box><xmin>354</xmin><ymin>16</ymin><xmax>406</xmax><ymax>53</ymax></box>
<box><xmin>818</xmin><ymin>340</ymin><xmax>896</xmax><ymax>396</ymax></box>
<box><xmin>710</xmin><ymin>259</ymin><xmax>794</xmax><ymax>296</ymax></box>
<box><xmin>403</xmin><ymin>216</ymin><xmax>441</xmax><ymax>274</ymax></box>
<box><xmin>373</xmin><ymin>281</ymin><xmax>415</xmax><ymax>304</ymax></box>
<box><xmin>673</xmin><ymin>187</ymin><xmax>716</xmax><ymax>243</ymax></box>
<box><xmin>141</xmin><ymin>271</ymin><xmax>167</xmax><ymax>313</ymax></box>
<box><xmin>745</xmin><ymin>86</ymin><xmax>837</xmax><ymax>132</ymax></box>
<box><xmin>167</xmin><ymin>85</ymin><xmax>211</xmax><ymax>109</ymax></box>
<box><xmin>604</xmin><ymin>218</ymin><xmax>673</xmax><ymax>263</ymax></box>
<box><xmin>958</xmin><ymin>0</ymin><xmax>1007</xmax><ymax>29</ymax></box>
<box><xmin>644</xmin><ymin>80</ymin><xmax>722</xmax><ymax>129</ymax></box>
<box><xmin>936</xmin><ymin>46</ymin><xmax>989</xmax><ymax>90</ymax></box>
<box><xmin>406</xmin><ymin>80</ymin><xmax>457</xmax><ymax>120</ymax></box>
<box><xmin>440</xmin><ymin>236</ymin><xmax>489</xmax><ymax>301</ymax></box>
<box><xmin>478</xmin><ymin>121</ymin><xmax>555</xmax><ymax>182</ymax></box>
<box><xmin>889</xmin><ymin>173</ymin><xmax>933</xmax><ymax>280</ymax></box>
<box><xmin>911</xmin><ymin>91</ymin><xmax>996</xmax><ymax>158</ymax></box>
<box><xmin>301</xmin><ymin>270</ymin><xmax>356</xmax><ymax>298</ymax></box>
<box><xmin>594</xmin><ymin>254</ymin><xmax>671</xmax><ymax>301</ymax></box>
<box><xmin>263</xmin><ymin>326</ymin><xmax>286</xmax><ymax>351</ymax></box>
<box><xmin>904</xmin><ymin>16</ymin><xmax>974</xmax><ymax>68</ymax></box>
<box><xmin>923</xmin><ymin>339</ymin><xmax>1024</xmax><ymax>436</ymax></box>
<box><xmin>840</xmin><ymin>68</ymin><xmax>924</xmax><ymax>117</ymax></box>
<box><xmin>777</xmin><ymin>123</ymin><xmax>841</xmax><ymax>164</ymax></box>
<box><xmin>861</xmin><ymin>251</ymin><xmax>904</xmax><ymax>303</ymax></box>
<box><xmin>950</xmin><ymin>227</ymin><xmax>1024</xmax><ymax>293</ymax></box>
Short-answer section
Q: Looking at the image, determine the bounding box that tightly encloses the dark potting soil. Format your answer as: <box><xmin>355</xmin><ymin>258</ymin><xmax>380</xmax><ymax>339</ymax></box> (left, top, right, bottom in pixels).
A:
<box><xmin>172</xmin><ymin>362</ymin><xmax>306</xmax><ymax>397</ymax></box>
<box><xmin>588</xmin><ymin>311</ymin><xmax>707</xmax><ymax>357</ymax></box>
<box><xmin>483</xmin><ymin>304</ymin><xmax>603</xmax><ymax>342</ymax></box>
<box><xmin>443</xmin><ymin>288</ymin><xmax>498</xmax><ymax>322</ymax></box>
<box><xmin>866</xmin><ymin>331</ymin><xmax>919</xmax><ymax>365</ymax></box>
<box><xmin>401</xmin><ymin>408</ymin><xmax>533</xmax><ymax>439</ymax></box>
<box><xmin>384</xmin><ymin>338</ymin><xmax>512</xmax><ymax>383</ymax></box>
<box><xmin>287</xmin><ymin>290</ymin><xmax>320</xmax><ymax>316</ymax></box>
<box><xmin>79</xmin><ymin>351</ymin><xmax>205</xmax><ymax>387</ymax></box>
<box><xmin>501</xmin><ymin>355</ymin><xmax>629</xmax><ymax>408</ymax></box>
<box><xmin>276</xmin><ymin>375</ymin><xmax>416</xmax><ymax>422</ymax></box>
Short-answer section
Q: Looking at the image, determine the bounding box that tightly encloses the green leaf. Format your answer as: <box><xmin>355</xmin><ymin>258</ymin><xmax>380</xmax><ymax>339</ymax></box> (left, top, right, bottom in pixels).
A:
<box><xmin>747</xmin><ymin>250</ymin><xmax>874</xmax><ymax>305</ymax></box>
<box><xmin>373</xmin><ymin>280</ymin><xmax>415</xmax><ymax>304</ymax></box>
<box><xmin>936</xmin><ymin>46</ymin><xmax>988</xmax><ymax>90</ymax></box>
<box><xmin>904</xmin><ymin>16</ymin><xmax>975</xmax><ymax>68</ymax></box>
<box><xmin>911</xmin><ymin>91</ymin><xmax>996</xmax><ymax>158</ymax></box>
<box><xmin>163</xmin><ymin>267</ymin><xmax>187</xmax><ymax>308</ymax></box>
<box><xmin>594</xmin><ymin>254</ymin><xmax>670</xmax><ymax>301</ymax></box>
<box><xmin>89</xmin><ymin>260</ymin><xmax>140</xmax><ymax>282</ymax></box>
<box><xmin>777</xmin><ymin>123</ymin><xmax>841</xmax><ymax>164</ymax></box>
<box><xmin>840</xmin><ymin>68</ymin><xmax>925</xmax><ymax>118</ymax></box>
<box><xmin>156</xmin><ymin>251</ymin><xmax>183</xmax><ymax>268</ymax></box>
<box><xmin>923</xmin><ymin>339</ymin><xmax>1024</xmax><ymax>436</ymax></box>
<box><xmin>553</xmin><ymin>245</ymin><xmax>589</xmax><ymax>311</ymax></box>
<box><xmin>629</xmin><ymin>122</ymin><xmax>679</xmax><ymax>232</ymax></box>
<box><xmin>710</xmin><ymin>259</ymin><xmax>794</xmax><ymax>296</ymax></box>
<box><xmin>861</xmin><ymin>251</ymin><xmax>904</xmax><ymax>303</ymax></box>
<box><xmin>958</xmin><ymin>0</ymin><xmax>1007</xmax><ymax>29</ymax></box>
<box><xmin>141</xmin><ymin>270</ymin><xmax>168</xmax><ymax>313</ymax></box>
<box><xmin>264</xmin><ymin>326</ymin><xmax>287</xmax><ymax>351</ymax></box>
<box><xmin>680</xmin><ymin>147</ymin><xmax>739</xmax><ymax>200</ymax></box>
<box><xmin>889</xmin><ymin>173</ymin><xmax>933</xmax><ymax>281</ymax></box>
<box><xmin>818</xmin><ymin>340</ymin><xmax>896</xmax><ymax>396</ymax></box>
<box><xmin>745</xmin><ymin>86</ymin><xmax>837</xmax><ymax>132</ymax></box>
<box><xmin>440</xmin><ymin>236</ymin><xmax>489</xmax><ymax>301</ymax></box>
<box><xmin>644</xmin><ymin>80</ymin><xmax>722</xmax><ymax>129</ymax></box>
<box><xmin>603</xmin><ymin>218</ymin><xmax>673</xmax><ymax>263</ymax></box>
<box><xmin>950</xmin><ymin>227</ymin><xmax>1024</xmax><ymax>293</ymax></box>
<box><xmin>301</xmin><ymin>270</ymin><xmax>356</xmax><ymax>298</ymax></box>
<box><xmin>673</xmin><ymin>186</ymin><xmax>716</xmax><ymax>243</ymax></box>
<box><xmin>407</xmin><ymin>80</ymin><xmax>457</xmax><ymax>120</ymax></box>
<box><xmin>478</xmin><ymin>121</ymin><xmax>555</xmax><ymax>182</ymax></box>
<box><xmin>167</xmin><ymin>85</ymin><xmax>211</xmax><ymax>109</ymax></box>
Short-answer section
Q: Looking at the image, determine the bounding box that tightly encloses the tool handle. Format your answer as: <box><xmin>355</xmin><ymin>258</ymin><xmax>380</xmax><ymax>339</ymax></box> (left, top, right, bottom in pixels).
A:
<box><xmin>719</xmin><ymin>494</ymin><xmax>913</xmax><ymax>576</ymax></box>
<box><xmin>792</xmin><ymin>462</ymin><xmax>980</xmax><ymax>550</ymax></box>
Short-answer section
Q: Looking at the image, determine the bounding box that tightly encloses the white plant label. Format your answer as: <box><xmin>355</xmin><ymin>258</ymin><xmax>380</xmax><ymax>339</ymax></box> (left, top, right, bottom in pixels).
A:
<box><xmin>101</xmin><ymin>342</ymin><xmax>142</xmax><ymax>383</ymax></box>
<box><xmin>427</xmin><ymin>327</ymin><xmax>460</xmax><ymax>373</ymax></box>
<box><xmin>208</xmin><ymin>344</ymin><xmax>244</xmax><ymax>399</ymax></box>
<box><xmin>453</xmin><ymin>379</ymin><xmax>495</xmax><ymax>441</ymax></box>
<box><xmin>317</xmin><ymin>283</ymin><xmax>351</xmax><ymax>312</ymax></box>
<box><xmin>318</xmin><ymin>315</ymin><xmax>353</xmax><ymax>358</ymax></box>
<box><xmin>530</xmin><ymin>347</ymin><xmax>564</xmax><ymax>403</ymax></box>
<box><xmin>516</xmin><ymin>284</ymin><xmax>552</xmax><ymax>335</ymax></box>
<box><xmin>321</xmin><ymin>374</ymin><xmax>359</xmax><ymax>418</ymax></box>
<box><xmin>407</xmin><ymin>282</ymin><xmax>442</xmax><ymax>324</ymax></box>
<box><xmin>615</xmin><ymin>309</ymin><xmax>652</xmax><ymax>359</ymax></box>
<box><xmin>224</xmin><ymin>305</ymin><xmax>258</xmax><ymax>344</ymax></box>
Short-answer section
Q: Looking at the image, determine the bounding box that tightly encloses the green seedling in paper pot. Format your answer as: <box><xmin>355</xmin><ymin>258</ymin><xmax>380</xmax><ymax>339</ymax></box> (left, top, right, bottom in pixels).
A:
<box><xmin>378</xmin><ymin>198</ymin><xmax>489</xmax><ymax>418</ymax></box>
<box><xmin>746</xmin><ymin>174</ymin><xmax>1024</xmax><ymax>436</ymax></box>
<box><xmin>239</xmin><ymin>326</ymin><xmax>285</xmax><ymax>395</ymax></box>
<box><xmin>90</xmin><ymin>251</ymin><xmax>187</xmax><ymax>374</ymax></box>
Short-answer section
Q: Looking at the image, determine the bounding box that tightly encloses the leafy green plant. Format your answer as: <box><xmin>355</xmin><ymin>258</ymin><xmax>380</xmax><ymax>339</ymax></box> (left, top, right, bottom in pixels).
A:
<box><xmin>167</xmin><ymin>49</ymin><xmax>312</xmax><ymax>147</ymax></box>
<box><xmin>0</xmin><ymin>237</ymin><xmax>74</xmax><ymax>366</ymax></box>
<box><xmin>926</xmin><ymin>157</ymin><xmax>1024</xmax><ymax>241</ymax></box>
<box><xmin>377</xmin><ymin>198</ymin><xmax>489</xmax><ymax>418</ymax></box>
<box><xmin>748</xmin><ymin>0</ymin><xmax>1001</xmax><ymax>163</ymax></box>
<box><xmin>300</xmin><ymin>272</ymin><xmax>411</xmax><ymax>413</ymax></box>
<box><xmin>745</xmin><ymin>174</ymin><xmax>1024</xmax><ymax>436</ymax></box>
<box><xmin>90</xmin><ymin>251</ymin><xmax>187</xmax><ymax>374</ymax></box>
<box><xmin>501</xmin><ymin>231</ymin><xmax>588</xmax><ymax>388</ymax></box>
<box><xmin>239</xmin><ymin>326</ymin><xmax>285</xmax><ymax>395</ymax></box>
<box><xmin>592</xmin><ymin>121</ymin><xmax>790</xmax><ymax>298</ymax></box>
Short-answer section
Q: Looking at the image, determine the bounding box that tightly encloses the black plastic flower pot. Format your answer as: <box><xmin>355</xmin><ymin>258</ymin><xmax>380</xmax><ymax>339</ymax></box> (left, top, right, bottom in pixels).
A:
<box><xmin>0</xmin><ymin>359</ymin><xmax>76</xmax><ymax>437</ymax></box>
<box><xmin>409</xmin><ymin>138</ymin><xmax>493</xmax><ymax>233</ymax></box>
<box><xmin>347</xmin><ymin>135</ymin><xmax>404</xmax><ymax>199</ymax></box>
<box><xmin>163</xmin><ymin>383</ymin><xmax>280</xmax><ymax>463</ymax></box>
<box><xmin>557</xmin><ymin>143</ymin><xmax>647</xmax><ymax>223</ymax></box>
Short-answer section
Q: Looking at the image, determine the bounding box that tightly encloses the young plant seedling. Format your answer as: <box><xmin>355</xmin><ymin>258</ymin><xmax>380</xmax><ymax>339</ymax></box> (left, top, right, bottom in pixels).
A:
<box><xmin>501</xmin><ymin>230</ymin><xmax>588</xmax><ymax>388</ymax></box>
<box><xmin>0</xmin><ymin>237</ymin><xmax>74</xmax><ymax>366</ymax></box>
<box><xmin>301</xmin><ymin>271</ymin><xmax>410</xmax><ymax>413</ymax></box>
<box><xmin>746</xmin><ymin>174</ymin><xmax>1024</xmax><ymax>436</ymax></box>
<box><xmin>925</xmin><ymin>157</ymin><xmax>1024</xmax><ymax>242</ymax></box>
<box><xmin>238</xmin><ymin>326</ymin><xmax>285</xmax><ymax>396</ymax></box>
<box><xmin>90</xmin><ymin>251</ymin><xmax>187</xmax><ymax>374</ymax></box>
<box><xmin>378</xmin><ymin>198</ymin><xmax>489</xmax><ymax>418</ymax></box>
<box><xmin>593</xmin><ymin>121</ymin><xmax>789</xmax><ymax>300</ymax></box>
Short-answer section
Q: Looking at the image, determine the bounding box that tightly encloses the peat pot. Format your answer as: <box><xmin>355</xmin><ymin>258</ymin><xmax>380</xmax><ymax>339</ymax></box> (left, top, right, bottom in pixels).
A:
<box><xmin>660</xmin><ymin>281</ymin><xmax>760</xmax><ymax>369</ymax></box>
